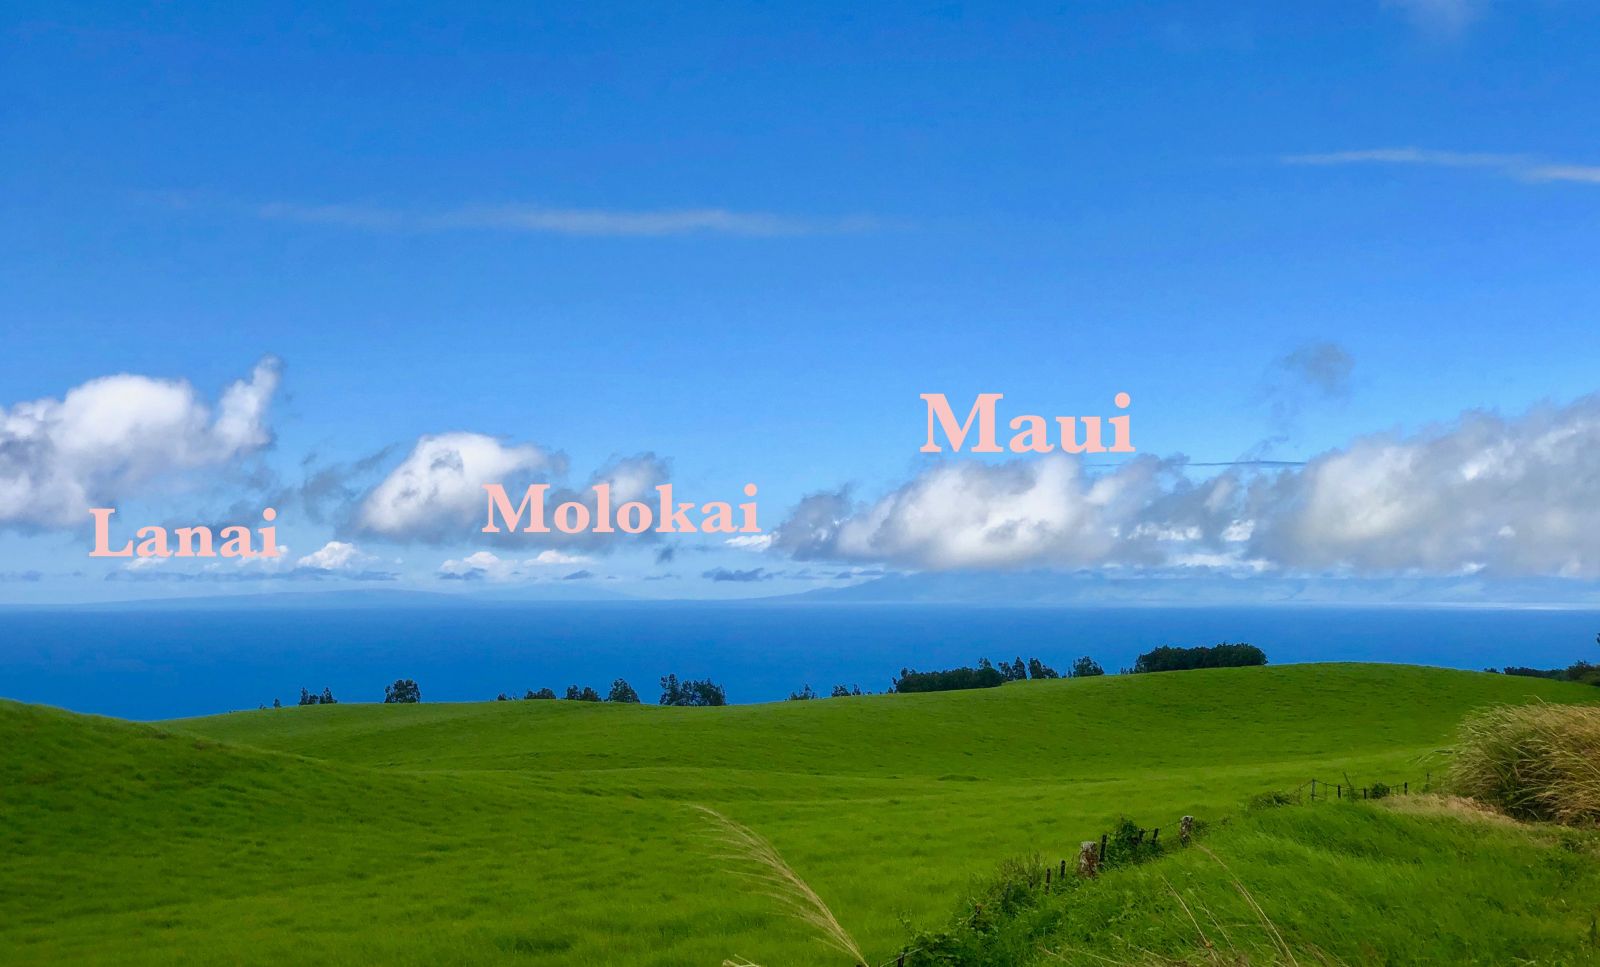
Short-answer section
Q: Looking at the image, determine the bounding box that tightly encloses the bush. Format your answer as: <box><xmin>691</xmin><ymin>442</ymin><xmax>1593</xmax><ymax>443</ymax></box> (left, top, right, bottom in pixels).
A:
<box><xmin>1132</xmin><ymin>643</ymin><xmax>1267</xmax><ymax>674</ymax></box>
<box><xmin>1449</xmin><ymin>702</ymin><xmax>1600</xmax><ymax>824</ymax></box>
<box><xmin>1247</xmin><ymin>790</ymin><xmax>1296</xmax><ymax>812</ymax></box>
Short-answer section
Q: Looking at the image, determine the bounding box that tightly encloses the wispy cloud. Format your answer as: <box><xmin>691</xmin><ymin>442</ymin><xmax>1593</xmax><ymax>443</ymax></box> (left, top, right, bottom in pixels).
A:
<box><xmin>1282</xmin><ymin>148</ymin><xmax>1600</xmax><ymax>185</ymax></box>
<box><xmin>248</xmin><ymin>201</ymin><xmax>878</xmax><ymax>238</ymax></box>
<box><xmin>1384</xmin><ymin>0</ymin><xmax>1488</xmax><ymax>38</ymax></box>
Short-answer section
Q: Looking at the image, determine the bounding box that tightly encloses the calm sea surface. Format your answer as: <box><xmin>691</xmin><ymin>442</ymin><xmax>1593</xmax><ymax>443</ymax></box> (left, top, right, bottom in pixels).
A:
<box><xmin>2</xmin><ymin>603</ymin><xmax>1597</xmax><ymax>720</ymax></box>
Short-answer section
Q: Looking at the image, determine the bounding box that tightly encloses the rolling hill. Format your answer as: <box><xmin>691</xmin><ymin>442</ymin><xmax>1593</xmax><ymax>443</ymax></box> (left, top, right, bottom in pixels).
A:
<box><xmin>4</xmin><ymin>663</ymin><xmax>1598</xmax><ymax>965</ymax></box>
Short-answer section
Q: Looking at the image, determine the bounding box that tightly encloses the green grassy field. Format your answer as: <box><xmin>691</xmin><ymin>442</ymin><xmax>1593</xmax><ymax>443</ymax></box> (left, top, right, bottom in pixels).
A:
<box><xmin>4</xmin><ymin>663</ymin><xmax>1598</xmax><ymax>965</ymax></box>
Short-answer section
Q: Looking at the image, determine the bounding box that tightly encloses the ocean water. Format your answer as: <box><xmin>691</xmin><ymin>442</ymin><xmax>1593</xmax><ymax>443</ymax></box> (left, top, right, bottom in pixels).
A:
<box><xmin>2</xmin><ymin>602</ymin><xmax>1597</xmax><ymax>720</ymax></box>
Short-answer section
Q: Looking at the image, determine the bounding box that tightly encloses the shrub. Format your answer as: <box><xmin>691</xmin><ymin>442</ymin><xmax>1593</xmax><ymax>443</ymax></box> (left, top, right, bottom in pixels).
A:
<box><xmin>1132</xmin><ymin>643</ymin><xmax>1267</xmax><ymax>674</ymax></box>
<box><xmin>1448</xmin><ymin>702</ymin><xmax>1600</xmax><ymax>824</ymax></box>
<box><xmin>1247</xmin><ymin>790</ymin><xmax>1296</xmax><ymax>812</ymax></box>
<box><xmin>1368</xmin><ymin>781</ymin><xmax>1392</xmax><ymax>800</ymax></box>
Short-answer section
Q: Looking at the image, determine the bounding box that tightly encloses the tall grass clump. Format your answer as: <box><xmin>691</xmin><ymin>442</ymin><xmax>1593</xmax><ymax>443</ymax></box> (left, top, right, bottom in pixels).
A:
<box><xmin>693</xmin><ymin>805</ymin><xmax>867</xmax><ymax>967</ymax></box>
<box><xmin>1448</xmin><ymin>702</ymin><xmax>1600</xmax><ymax>824</ymax></box>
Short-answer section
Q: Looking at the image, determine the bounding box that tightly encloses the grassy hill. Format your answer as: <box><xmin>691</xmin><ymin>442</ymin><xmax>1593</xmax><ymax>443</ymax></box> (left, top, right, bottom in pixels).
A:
<box><xmin>3</xmin><ymin>664</ymin><xmax>1598</xmax><ymax>965</ymax></box>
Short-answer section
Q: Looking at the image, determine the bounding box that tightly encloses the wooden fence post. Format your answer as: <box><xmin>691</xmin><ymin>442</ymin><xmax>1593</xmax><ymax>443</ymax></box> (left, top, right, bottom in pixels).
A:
<box><xmin>1336</xmin><ymin>784</ymin><xmax>1342</xmax><ymax>799</ymax></box>
<box><xmin>1310</xmin><ymin>778</ymin><xmax>1316</xmax><ymax>801</ymax></box>
<box><xmin>1100</xmin><ymin>833</ymin><xmax>1108</xmax><ymax>864</ymax></box>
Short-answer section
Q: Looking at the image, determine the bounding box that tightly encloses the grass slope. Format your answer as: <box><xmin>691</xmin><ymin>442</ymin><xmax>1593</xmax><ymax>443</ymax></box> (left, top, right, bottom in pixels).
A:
<box><xmin>911</xmin><ymin>797</ymin><xmax>1600</xmax><ymax>965</ymax></box>
<box><xmin>3</xmin><ymin>664</ymin><xmax>1596</xmax><ymax>965</ymax></box>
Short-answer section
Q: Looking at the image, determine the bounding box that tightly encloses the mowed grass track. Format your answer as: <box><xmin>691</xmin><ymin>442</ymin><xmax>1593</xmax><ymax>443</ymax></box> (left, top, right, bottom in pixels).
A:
<box><xmin>3</xmin><ymin>664</ymin><xmax>1596</xmax><ymax>965</ymax></box>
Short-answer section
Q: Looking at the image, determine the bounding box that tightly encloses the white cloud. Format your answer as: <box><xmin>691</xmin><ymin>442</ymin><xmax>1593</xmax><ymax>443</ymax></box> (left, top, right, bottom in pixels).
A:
<box><xmin>1283</xmin><ymin>148</ymin><xmax>1600</xmax><ymax>186</ymax></box>
<box><xmin>1384</xmin><ymin>0</ymin><xmax>1488</xmax><ymax>37</ymax></box>
<box><xmin>295</xmin><ymin>541</ymin><xmax>371</xmax><ymax>571</ymax></box>
<box><xmin>250</xmin><ymin>201</ymin><xmax>877</xmax><ymax>238</ymax></box>
<box><xmin>354</xmin><ymin>433</ymin><xmax>554</xmax><ymax>540</ymax></box>
<box><xmin>0</xmin><ymin>357</ymin><xmax>280</xmax><ymax>528</ymax></box>
<box><xmin>530</xmin><ymin>549</ymin><xmax>590</xmax><ymax>565</ymax></box>
<box><xmin>725</xmin><ymin>534</ymin><xmax>774</xmax><ymax>551</ymax></box>
<box><xmin>776</xmin><ymin>394</ymin><xmax>1600</xmax><ymax>579</ymax></box>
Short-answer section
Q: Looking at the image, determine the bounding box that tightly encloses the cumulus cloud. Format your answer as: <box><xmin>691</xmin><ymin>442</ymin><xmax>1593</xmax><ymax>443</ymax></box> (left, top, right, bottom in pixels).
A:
<box><xmin>437</xmin><ymin>548</ymin><xmax>595</xmax><ymax>581</ymax></box>
<box><xmin>295</xmin><ymin>541</ymin><xmax>373</xmax><ymax>571</ymax></box>
<box><xmin>703</xmin><ymin>566</ymin><xmax>776</xmax><ymax>582</ymax></box>
<box><xmin>775</xmin><ymin>394</ymin><xmax>1600</xmax><ymax>579</ymax></box>
<box><xmin>354</xmin><ymin>433</ymin><xmax>556</xmax><ymax>540</ymax></box>
<box><xmin>0</xmin><ymin>357</ymin><xmax>281</xmax><ymax>528</ymax></box>
<box><xmin>356</xmin><ymin>439</ymin><xmax>669</xmax><ymax>550</ymax></box>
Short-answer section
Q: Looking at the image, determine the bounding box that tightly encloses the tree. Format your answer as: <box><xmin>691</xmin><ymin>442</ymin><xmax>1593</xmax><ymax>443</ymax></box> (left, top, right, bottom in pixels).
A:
<box><xmin>1069</xmin><ymin>656</ymin><xmax>1105</xmax><ymax>678</ymax></box>
<box><xmin>788</xmin><ymin>684</ymin><xmax>817</xmax><ymax>701</ymax></box>
<box><xmin>319</xmin><ymin>687</ymin><xmax>337</xmax><ymax>705</ymax></box>
<box><xmin>830</xmin><ymin>684</ymin><xmax>862</xmax><ymax>697</ymax></box>
<box><xmin>565</xmin><ymin>685</ymin><xmax>601</xmax><ymax>702</ymax></box>
<box><xmin>659</xmin><ymin>674</ymin><xmax>727</xmax><ymax>707</ymax></box>
<box><xmin>298</xmin><ymin>687</ymin><xmax>315</xmax><ymax>706</ymax></box>
<box><xmin>272</xmin><ymin>697</ymin><xmax>281</xmax><ymax>709</ymax></box>
<box><xmin>525</xmin><ymin>687</ymin><xmax>557</xmax><ymax>700</ymax></box>
<box><xmin>384</xmin><ymin>679</ymin><xmax>421</xmax><ymax>703</ymax></box>
<box><xmin>893</xmin><ymin>664</ymin><xmax>1005</xmax><ymax>693</ymax></box>
<box><xmin>496</xmin><ymin>693</ymin><xmax>509</xmax><ymax>701</ymax></box>
<box><xmin>1132</xmin><ymin>643</ymin><xmax>1267</xmax><ymax>674</ymax></box>
<box><xmin>607</xmin><ymin>679</ymin><xmax>641</xmax><ymax>703</ymax></box>
<box><xmin>1028</xmin><ymin>658</ymin><xmax>1060</xmax><ymax>680</ymax></box>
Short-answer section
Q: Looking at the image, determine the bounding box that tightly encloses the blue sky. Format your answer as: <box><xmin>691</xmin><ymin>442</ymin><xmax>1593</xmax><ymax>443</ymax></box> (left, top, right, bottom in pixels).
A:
<box><xmin>5</xmin><ymin>0</ymin><xmax>1600</xmax><ymax>603</ymax></box>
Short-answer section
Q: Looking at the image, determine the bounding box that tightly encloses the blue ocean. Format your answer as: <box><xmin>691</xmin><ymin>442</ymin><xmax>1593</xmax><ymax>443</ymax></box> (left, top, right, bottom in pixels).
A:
<box><xmin>2</xmin><ymin>602</ymin><xmax>1597</xmax><ymax>720</ymax></box>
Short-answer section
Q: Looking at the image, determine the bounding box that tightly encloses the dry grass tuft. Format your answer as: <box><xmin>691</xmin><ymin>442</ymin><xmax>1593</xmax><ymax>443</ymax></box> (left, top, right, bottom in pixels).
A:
<box><xmin>1381</xmin><ymin>792</ymin><xmax>1520</xmax><ymax>828</ymax></box>
<box><xmin>1448</xmin><ymin>702</ymin><xmax>1600</xmax><ymax>825</ymax></box>
<box><xmin>694</xmin><ymin>804</ymin><xmax>867</xmax><ymax>967</ymax></box>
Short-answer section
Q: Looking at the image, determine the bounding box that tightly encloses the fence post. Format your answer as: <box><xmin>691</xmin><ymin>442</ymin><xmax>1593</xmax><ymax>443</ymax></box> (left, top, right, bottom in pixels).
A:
<box><xmin>1100</xmin><ymin>833</ymin><xmax>1108</xmax><ymax>864</ymax></box>
<box><xmin>1310</xmin><ymin>778</ymin><xmax>1316</xmax><ymax>801</ymax></box>
<box><xmin>1180</xmin><ymin>815</ymin><xmax>1194</xmax><ymax>844</ymax></box>
<box><xmin>1404</xmin><ymin>781</ymin><xmax>1408</xmax><ymax>795</ymax></box>
<box><xmin>1060</xmin><ymin>858</ymin><xmax>1067</xmax><ymax>880</ymax></box>
<box><xmin>1078</xmin><ymin>841</ymin><xmax>1101</xmax><ymax>878</ymax></box>
<box><xmin>1362</xmin><ymin>787</ymin><xmax>1368</xmax><ymax>800</ymax></box>
<box><xmin>1045</xmin><ymin>867</ymin><xmax>1052</xmax><ymax>891</ymax></box>
<box><xmin>1152</xmin><ymin>827</ymin><xmax>1160</xmax><ymax>843</ymax></box>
